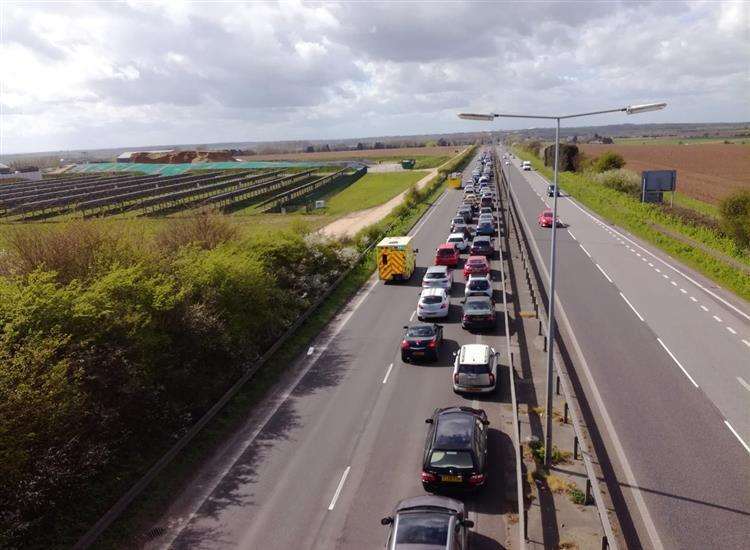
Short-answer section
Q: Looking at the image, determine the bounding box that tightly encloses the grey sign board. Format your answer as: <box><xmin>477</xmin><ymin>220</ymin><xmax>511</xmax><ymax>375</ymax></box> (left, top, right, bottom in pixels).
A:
<box><xmin>642</xmin><ymin>170</ymin><xmax>677</xmax><ymax>192</ymax></box>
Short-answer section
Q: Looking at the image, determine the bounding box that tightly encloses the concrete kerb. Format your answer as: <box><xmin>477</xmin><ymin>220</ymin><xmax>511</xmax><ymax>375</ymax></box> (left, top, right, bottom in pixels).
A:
<box><xmin>72</xmin><ymin>168</ymin><xmax>454</xmax><ymax>550</ymax></box>
<box><xmin>499</xmin><ymin>159</ymin><xmax>619</xmax><ymax>550</ymax></box>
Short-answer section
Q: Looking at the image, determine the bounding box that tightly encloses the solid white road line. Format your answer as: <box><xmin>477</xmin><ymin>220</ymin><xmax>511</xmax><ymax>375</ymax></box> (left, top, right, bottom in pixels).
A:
<box><xmin>328</xmin><ymin>466</ymin><xmax>351</xmax><ymax>510</ymax></box>
<box><xmin>724</xmin><ymin>421</ymin><xmax>750</xmax><ymax>455</ymax></box>
<box><xmin>579</xmin><ymin>244</ymin><xmax>592</xmax><ymax>258</ymax></box>
<box><xmin>596</xmin><ymin>263</ymin><xmax>613</xmax><ymax>283</ymax></box>
<box><xmin>738</xmin><ymin>377</ymin><xmax>750</xmax><ymax>392</ymax></box>
<box><xmin>700</xmin><ymin>305</ymin><xmax>709</xmax><ymax>312</ymax></box>
<box><xmin>656</xmin><ymin>338</ymin><xmax>699</xmax><ymax>388</ymax></box>
<box><xmin>307</xmin><ymin>347</ymin><xmax>315</xmax><ymax>356</ymax></box>
<box><xmin>620</xmin><ymin>293</ymin><xmax>644</xmax><ymax>322</ymax></box>
<box><xmin>726</xmin><ymin>327</ymin><xmax>737</xmax><ymax>335</ymax></box>
<box><xmin>409</xmin><ymin>310</ymin><xmax>416</xmax><ymax>322</ymax></box>
<box><xmin>382</xmin><ymin>363</ymin><xmax>394</xmax><ymax>384</ymax></box>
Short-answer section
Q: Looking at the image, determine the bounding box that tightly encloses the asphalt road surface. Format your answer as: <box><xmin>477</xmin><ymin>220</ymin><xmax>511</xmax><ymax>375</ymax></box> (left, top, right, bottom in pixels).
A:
<box><xmin>151</xmin><ymin>152</ymin><xmax>513</xmax><ymax>550</ymax></box>
<box><xmin>499</xmin><ymin>147</ymin><xmax>750</xmax><ymax>550</ymax></box>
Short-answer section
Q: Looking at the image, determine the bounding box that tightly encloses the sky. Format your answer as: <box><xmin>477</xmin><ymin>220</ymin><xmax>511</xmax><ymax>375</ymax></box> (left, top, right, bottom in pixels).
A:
<box><xmin>1</xmin><ymin>0</ymin><xmax>748</xmax><ymax>154</ymax></box>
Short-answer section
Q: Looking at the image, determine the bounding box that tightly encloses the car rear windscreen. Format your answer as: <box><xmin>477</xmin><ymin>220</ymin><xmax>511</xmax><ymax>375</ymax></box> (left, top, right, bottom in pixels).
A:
<box><xmin>422</xmin><ymin>295</ymin><xmax>442</xmax><ymax>304</ymax></box>
<box><xmin>437</xmin><ymin>248</ymin><xmax>453</xmax><ymax>256</ymax></box>
<box><xmin>458</xmin><ymin>363</ymin><xmax>490</xmax><ymax>374</ymax></box>
<box><xmin>429</xmin><ymin>449</ymin><xmax>474</xmax><ymax>469</ymax></box>
<box><xmin>395</xmin><ymin>514</ymin><xmax>449</xmax><ymax>545</ymax></box>
<box><xmin>469</xmin><ymin>280</ymin><xmax>489</xmax><ymax>290</ymax></box>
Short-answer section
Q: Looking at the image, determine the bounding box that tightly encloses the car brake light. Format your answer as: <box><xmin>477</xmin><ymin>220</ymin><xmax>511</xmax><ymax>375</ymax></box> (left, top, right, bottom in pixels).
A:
<box><xmin>401</xmin><ymin>340</ymin><xmax>410</xmax><ymax>350</ymax></box>
<box><xmin>421</xmin><ymin>471</ymin><xmax>438</xmax><ymax>483</ymax></box>
<box><xmin>428</xmin><ymin>340</ymin><xmax>437</xmax><ymax>348</ymax></box>
<box><xmin>440</xmin><ymin>303</ymin><xmax>447</xmax><ymax>309</ymax></box>
<box><xmin>489</xmin><ymin>373</ymin><xmax>495</xmax><ymax>385</ymax></box>
<box><xmin>469</xmin><ymin>473</ymin><xmax>486</xmax><ymax>485</ymax></box>
<box><xmin>454</xmin><ymin>373</ymin><xmax>459</xmax><ymax>384</ymax></box>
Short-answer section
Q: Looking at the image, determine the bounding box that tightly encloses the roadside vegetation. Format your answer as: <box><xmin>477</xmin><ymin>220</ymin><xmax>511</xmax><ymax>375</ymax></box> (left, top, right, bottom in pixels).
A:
<box><xmin>0</xmin><ymin>145</ymin><xmax>476</xmax><ymax>547</ymax></box>
<box><xmin>512</xmin><ymin>144</ymin><xmax>750</xmax><ymax>301</ymax></box>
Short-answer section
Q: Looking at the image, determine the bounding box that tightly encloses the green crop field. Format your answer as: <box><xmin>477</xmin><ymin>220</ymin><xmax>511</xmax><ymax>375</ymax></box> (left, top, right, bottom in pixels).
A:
<box><xmin>322</xmin><ymin>171</ymin><xmax>426</xmax><ymax>216</ymax></box>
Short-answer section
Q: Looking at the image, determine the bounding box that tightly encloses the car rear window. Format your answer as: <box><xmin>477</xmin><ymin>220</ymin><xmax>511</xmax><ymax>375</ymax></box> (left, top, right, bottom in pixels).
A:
<box><xmin>425</xmin><ymin>272</ymin><xmax>445</xmax><ymax>279</ymax></box>
<box><xmin>437</xmin><ymin>248</ymin><xmax>454</xmax><ymax>256</ymax></box>
<box><xmin>429</xmin><ymin>450</ymin><xmax>474</xmax><ymax>469</ymax></box>
<box><xmin>407</xmin><ymin>326</ymin><xmax>435</xmax><ymax>337</ymax></box>
<box><xmin>395</xmin><ymin>513</ymin><xmax>449</xmax><ymax>545</ymax></box>
<box><xmin>467</xmin><ymin>259</ymin><xmax>485</xmax><ymax>266</ymax></box>
<box><xmin>464</xmin><ymin>301</ymin><xmax>491</xmax><ymax>312</ymax></box>
<box><xmin>469</xmin><ymin>279</ymin><xmax>489</xmax><ymax>290</ymax></box>
<box><xmin>422</xmin><ymin>295</ymin><xmax>443</xmax><ymax>304</ymax></box>
<box><xmin>458</xmin><ymin>363</ymin><xmax>490</xmax><ymax>374</ymax></box>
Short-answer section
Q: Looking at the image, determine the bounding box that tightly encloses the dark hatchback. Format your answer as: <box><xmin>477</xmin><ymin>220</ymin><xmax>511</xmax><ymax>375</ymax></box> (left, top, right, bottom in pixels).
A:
<box><xmin>461</xmin><ymin>296</ymin><xmax>496</xmax><ymax>330</ymax></box>
<box><xmin>401</xmin><ymin>323</ymin><xmax>443</xmax><ymax>362</ymax></box>
<box><xmin>469</xmin><ymin>236</ymin><xmax>494</xmax><ymax>257</ymax></box>
<box><xmin>421</xmin><ymin>407</ymin><xmax>489</xmax><ymax>492</ymax></box>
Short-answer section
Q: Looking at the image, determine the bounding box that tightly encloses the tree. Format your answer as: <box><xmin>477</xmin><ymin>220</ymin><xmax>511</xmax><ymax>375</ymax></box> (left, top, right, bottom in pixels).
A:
<box><xmin>719</xmin><ymin>190</ymin><xmax>750</xmax><ymax>249</ymax></box>
<box><xmin>373</xmin><ymin>142</ymin><xmax>385</xmax><ymax>149</ymax></box>
<box><xmin>437</xmin><ymin>137</ymin><xmax>449</xmax><ymax>146</ymax></box>
<box><xmin>305</xmin><ymin>145</ymin><xmax>315</xmax><ymax>153</ymax></box>
<box><xmin>592</xmin><ymin>151</ymin><xmax>625</xmax><ymax>172</ymax></box>
<box><xmin>356</xmin><ymin>142</ymin><xmax>364</xmax><ymax>150</ymax></box>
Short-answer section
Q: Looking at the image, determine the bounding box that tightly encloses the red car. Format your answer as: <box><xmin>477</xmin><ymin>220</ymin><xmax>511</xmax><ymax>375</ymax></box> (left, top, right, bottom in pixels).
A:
<box><xmin>538</xmin><ymin>208</ymin><xmax>559</xmax><ymax>228</ymax></box>
<box><xmin>435</xmin><ymin>243</ymin><xmax>460</xmax><ymax>267</ymax></box>
<box><xmin>463</xmin><ymin>255</ymin><xmax>490</xmax><ymax>278</ymax></box>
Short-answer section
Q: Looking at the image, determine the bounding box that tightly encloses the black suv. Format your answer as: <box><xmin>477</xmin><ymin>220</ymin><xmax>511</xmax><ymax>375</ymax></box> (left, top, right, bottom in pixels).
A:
<box><xmin>421</xmin><ymin>407</ymin><xmax>489</xmax><ymax>492</ymax></box>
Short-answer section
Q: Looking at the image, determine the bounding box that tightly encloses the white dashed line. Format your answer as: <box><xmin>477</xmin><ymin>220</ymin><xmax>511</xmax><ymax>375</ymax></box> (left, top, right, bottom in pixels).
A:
<box><xmin>670</xmin><ymin>281</ymin><xmax>678</xmax><ymax>287</ymax></box>
<box><xmin>655</xmin><ymin>268</ymin><xmax>661</xmax><ymax>273</ymax></box>
<box><xmin>409</xmin><ymin>310</ymin><xmax>416</xmax><ymax>322</ymax></box>
<box><xmin>568</xmin><ymin>230</ymin><xmax>577</xmax><ymax>241</ymax></box>
<box><xmin>663</xmin><ymin>274</ymin><xmax>669</xmax><ymax>279</ymax></box>
<box><xmin>724</xmin><ymin>421</ymin><xmax>750</xmax><ymax>455</ymax></box>
<box><xmin>620</xmin><ymin>292</ymin><xmax>644</xmax><ymax>322</ymax></box>
<box><xmin>738</xmin><ymin>377</ymin><xmax>750</xmax><ymax>392</ymax></box>
<box><xmin>382</xmin><ymin>362</ymin><xmax>394</xmax><ymax>384</ymax></box>
<box><xmin>680</xmin><ymin>288</ymin><xmax>687</xmax><ymax>294</ymax></box>
<box><xmin>743</xmin><ymin>339</ymin><xmax>750</xmax><ymax>348</ymax></box>
<box><xmin>579</xmin><ymin>244</ymin><xmax>592</xmax><ymax>258</ymax></box>
<box><xmin>307</xmin><ymin>347</ymin><xmax>315</xmax><ymax>356</ymax></box>
<box><xmin>596</xmin><ymin>263</ymin><xmax>613</xmax><ymax>283</ymax></box>
<box><xmin>726</xmin><ymin>327</ymin><xmax>737</xmax><ymax>335</ymax></box>
<box><xmin>328</xmin><ymin>466</ymin><xmax>351</xmax><ymax>510</ymax></box>
<box><xmin>700</xmin><ymin>305</ymin><xmax>709</xmax><ymax>312</ymax></box>
<box><xmin>689</xmin><ymin>296</ymin><xmax>698</xmax><ymax>302</ymax></box>
<box><xmin>648</xmin><ymin>262</ymin><xmax>654</xmax><ymax>267</ymax></box>
<box><xmin>657</xmin><ymin>338</ymin><xmax>699</xmax><ymax>388</ymax></box>
<box><xmin>636</xmin><ymin>253</ymin><xmax>642</xmax><ymax>257</ymax></box>
<box><xmin>713</xmin><ymin>315</ymin><xmax>723</xmax><ymax>323</ymax></box>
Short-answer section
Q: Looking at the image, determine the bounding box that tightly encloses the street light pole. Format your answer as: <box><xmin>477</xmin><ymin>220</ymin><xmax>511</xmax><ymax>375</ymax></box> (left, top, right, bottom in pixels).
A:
<box><xmin>458</xmin><ymin>102</ymin><xmax>665</xmax><ymax>468</ymax></box>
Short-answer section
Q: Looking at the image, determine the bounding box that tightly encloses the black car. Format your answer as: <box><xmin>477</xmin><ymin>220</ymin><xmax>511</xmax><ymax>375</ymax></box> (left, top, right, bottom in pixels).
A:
<box><xmin>469</xmin><ymin>236</ymin><xmax>494</xmax><ymax>257</ymax></box>
<box><xmin>421</xmin><ymin>407</ymin><xmax>489</xmax><ymax>492</ymax></box>
<box><xmin>381</xmin><ymin>495</ymin><xmax>473</xmax><ymax>550</ymax></box>
<box><xmin>547</xmin><ymin>184</ymin><xmax>560</xmax><ymax>197</ymax></box>
<box><xmin>401</xmin><ymin>323</ymin><xmax>443</xmax><ymax>362</ymax></box>
<box><xmin>475</xmin><ymin>221</ymin><xmax>496</xmax><ymax>237</ymax></box>
<box><xmin>461</xmin><ymin>296</ymin><xmax>496</xmax><ymax>330</ymax></box>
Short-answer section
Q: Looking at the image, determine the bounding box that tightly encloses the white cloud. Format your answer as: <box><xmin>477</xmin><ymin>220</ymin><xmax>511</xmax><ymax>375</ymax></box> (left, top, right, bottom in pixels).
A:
<box><xmin>1</xmin><ymin>0</ymin><xmax>748</xmax><ymax>154</ymax></box>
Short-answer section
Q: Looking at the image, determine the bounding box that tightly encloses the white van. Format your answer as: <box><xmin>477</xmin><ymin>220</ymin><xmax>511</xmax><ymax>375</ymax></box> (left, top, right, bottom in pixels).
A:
<box><xmin>522</xmin><ymin>161</ymin><xmax>532</xmax><ymax>171</ymax></box>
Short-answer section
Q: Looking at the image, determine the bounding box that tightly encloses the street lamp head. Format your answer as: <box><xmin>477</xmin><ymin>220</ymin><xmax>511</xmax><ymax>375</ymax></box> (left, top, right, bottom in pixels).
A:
<box><xmin>458</xmin><ymin>112</ymin><xmax>497</xmax><ymax>121</ymax></box>
<box><xmin>625</xmin><ymin>102</ymin><xmax>667</xmax><ymax>115</ymax></box>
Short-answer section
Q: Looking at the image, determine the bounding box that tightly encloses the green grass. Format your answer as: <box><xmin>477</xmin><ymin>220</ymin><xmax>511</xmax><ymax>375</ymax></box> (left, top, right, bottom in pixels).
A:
<box><xmin>322</xmin><ymin>171</ymin><xmax>426</xmax><ymax>216</ymax></box>
<box><xmin>672</xmin><ymin>191</ymin><xmax>720</xmax><ymax>219</ymax></box>
<box><xmin>513</xmin><ymin>147</ymin><xmax>750</xmax><ymax>301</ymax></box>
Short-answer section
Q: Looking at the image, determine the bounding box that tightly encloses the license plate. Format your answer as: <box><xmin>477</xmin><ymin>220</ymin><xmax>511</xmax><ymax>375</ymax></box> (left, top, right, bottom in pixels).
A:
<box><xmin>413</xmin><ymin>351</ymin><xmax>425</xmax><ymax>356</ymax></box>
<box><xmin>463</xmin><ymin>387</ymin><xmax>481</xmax><ymax>392</ymax></box>
<box><xmin>441</xmin><ymin>475</ymin><xmax>462</xmax><ymax>482</ymax></box>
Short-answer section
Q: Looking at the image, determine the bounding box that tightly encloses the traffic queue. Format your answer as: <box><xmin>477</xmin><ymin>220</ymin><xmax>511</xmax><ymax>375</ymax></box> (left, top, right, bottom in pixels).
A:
<box><xmin>379</xmin><ymin>150</ymin><xmax>506</xmax><ymax>548</ymax></box>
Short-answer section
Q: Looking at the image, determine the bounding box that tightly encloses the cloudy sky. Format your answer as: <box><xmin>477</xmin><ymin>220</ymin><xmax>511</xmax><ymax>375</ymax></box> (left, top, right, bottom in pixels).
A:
<box><xmin>1</xmin><ymin>0</ymin><xmax>748</xmax><ymax>154</ymax></box>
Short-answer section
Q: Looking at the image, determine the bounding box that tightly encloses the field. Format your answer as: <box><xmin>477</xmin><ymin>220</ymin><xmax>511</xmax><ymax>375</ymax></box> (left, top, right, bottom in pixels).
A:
<box><xmin>239</xmin><ymin>145</ymin><xmax>461</xmax><ymax>165</ymax></box>
<box><xmin>322</xmin><ymin>171</ymin><xmax>426</xmax><ymax>216</ymax></box>
<box><xmin>579</xmin><ymin>143</ymin><xmax>750</xmax><ymax>204</ymax></box>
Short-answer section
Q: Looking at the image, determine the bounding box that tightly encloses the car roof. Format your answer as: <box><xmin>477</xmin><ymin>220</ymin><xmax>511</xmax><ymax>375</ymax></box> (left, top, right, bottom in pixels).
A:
<box><xmin>448</xmin><ymin>232</ymin><xmax>465</xmax><ymax>239</ymax></box>
<box><xmin>421</xmin><ymin>287</ymin><xmax>447</xmax><ymax>297</ymax></box>
<box><xmin>473</xmin><ymin>235</ymin><xmax>491</xmax><ymax>241</ymax></box>
<box><xmin>466</xmin><ymin>255</ymin><xmax>487</xmax><ymax>263</ymax></box>
<box><xmin>426</xmin><ymin>265</ymin><xmax>449</xmax><ymax>274</ymax></box>
<box><xmin>458</xmin><ymin>343</ymin><xmax>491</xmax><ymax>364</ymax></box>
<box><xmin>467</xmin><ymin>273</ymin><xmax>490</xmax><ymax>280</ymax></box>
<box><xmin>377</xmin><ymin>236</ymin><xmax>412</xmax><ymax>247</ymax></box>
<box><xmin>433</xmin><ymin>410</ymin><xmax>477</xmax><ymax>450</ymax></box>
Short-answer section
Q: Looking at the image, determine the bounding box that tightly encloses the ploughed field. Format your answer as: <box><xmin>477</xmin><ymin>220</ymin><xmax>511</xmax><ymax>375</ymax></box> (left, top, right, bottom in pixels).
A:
<box><xmin>579</xmin><ymin>143</ymin><xmax>750</xmax><ymax>204</ymax></box>
<box><xmin>239</xmin><ymin>145</ymin><xmax>461</xmax><ymax>162</ymax></box>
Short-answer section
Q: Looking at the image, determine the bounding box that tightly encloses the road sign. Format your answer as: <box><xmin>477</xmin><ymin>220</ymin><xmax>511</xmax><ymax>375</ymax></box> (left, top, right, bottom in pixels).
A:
<box><xmin>641</xmin><ymin>170</ymin><xmax>676</xmax><ymax>204</ymax></box>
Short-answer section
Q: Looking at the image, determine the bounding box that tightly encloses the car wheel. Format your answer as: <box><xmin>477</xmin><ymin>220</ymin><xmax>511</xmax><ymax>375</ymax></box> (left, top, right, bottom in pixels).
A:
<box><xmin>401</xmin><ymin>354</ymin><xmax>409</xmax><ymax>363</ymax></box>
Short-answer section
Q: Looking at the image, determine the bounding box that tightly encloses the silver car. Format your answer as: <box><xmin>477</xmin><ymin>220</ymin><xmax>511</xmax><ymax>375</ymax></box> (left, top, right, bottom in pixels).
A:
<box><xmin>464</xmin><ymin>274</ymin><xmax>493</xmax><ymax>299</ymax></box>
<box><xmin>452</xmin><ymin>344</ymin><xmax>499</xmax><ymax>394</ymax></box>
<box><xmin>381</xmin><ymin>496</ymin><xmax>473</xmax><ymax>550</ymax></box>
<box><xmin>422</xmin><ymin>265</ymin><xmax>452</xmax><ymax>291</ymax></box>
<box><xmin>417</xmin><ymin>287</ymin><xmax>450</xmax><ymax>319</ymax></box>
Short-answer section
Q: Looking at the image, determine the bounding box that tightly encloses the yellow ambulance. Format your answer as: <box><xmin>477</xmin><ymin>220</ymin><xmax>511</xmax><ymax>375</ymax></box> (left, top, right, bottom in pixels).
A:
<box><xmin>376</xmin><ymin>236</ymin><xmax>418</xmax><ymax>282</ymax></box>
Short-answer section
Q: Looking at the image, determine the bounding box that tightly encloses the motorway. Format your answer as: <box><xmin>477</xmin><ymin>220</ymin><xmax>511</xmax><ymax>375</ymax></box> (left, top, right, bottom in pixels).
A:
<box><xmin>149</xmin><ymin>152</ymin><xmax>514</xmax><ymax>550</ymax></box>
<box><xmin>500</xmin><ymin>148</ymin><xmax>750</xmax><ymax>549</ymax></box>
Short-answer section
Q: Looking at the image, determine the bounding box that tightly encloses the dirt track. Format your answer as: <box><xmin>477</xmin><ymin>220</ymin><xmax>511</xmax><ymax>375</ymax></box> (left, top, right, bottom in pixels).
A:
<box><xmin>320</xmin><ymin>168</ymin><xmax>437</xmax><ymax>239</ymax></box>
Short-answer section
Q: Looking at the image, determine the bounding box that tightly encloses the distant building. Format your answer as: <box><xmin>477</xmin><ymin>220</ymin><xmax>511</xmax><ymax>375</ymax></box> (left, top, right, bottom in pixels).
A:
<box><xmin>117</xmin><ymin>150</ymin><xmax>173</xmax><ymax>163</ymax></box>
<box><xmin>0</xmin><ymin>162</ymin><xmax>10</xmax><ymax>174</ymax></box>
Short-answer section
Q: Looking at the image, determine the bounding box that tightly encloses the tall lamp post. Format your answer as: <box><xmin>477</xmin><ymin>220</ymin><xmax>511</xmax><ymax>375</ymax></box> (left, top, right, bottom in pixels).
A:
<box><xmin>459</xmin><ymin>102</ymin><xmax>666</xmax><ymax>467</ymax></box>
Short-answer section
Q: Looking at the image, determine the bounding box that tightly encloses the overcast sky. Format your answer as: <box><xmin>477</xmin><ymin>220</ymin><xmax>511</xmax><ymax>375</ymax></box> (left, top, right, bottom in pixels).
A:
<box><xmin>1</xmin><ymin>0</ymin><xmax>748</xmax><ymax>154</ymax></box>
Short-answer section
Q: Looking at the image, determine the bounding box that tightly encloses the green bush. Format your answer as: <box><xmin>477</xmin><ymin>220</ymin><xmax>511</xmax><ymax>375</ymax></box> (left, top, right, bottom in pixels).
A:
<box><xmin>592</xmin><ymin>151</ymin><xmax>626</xmax><ymax>173</ymax></box>
<box><xmin>593</xmin><ymin>169</ymin><xmax>641</xmax><ymax>198</ymax></box>
<box><xmin>719</xmin><ymin>190</ymin><xmax>750</xmax><ymax>249</ymax></box>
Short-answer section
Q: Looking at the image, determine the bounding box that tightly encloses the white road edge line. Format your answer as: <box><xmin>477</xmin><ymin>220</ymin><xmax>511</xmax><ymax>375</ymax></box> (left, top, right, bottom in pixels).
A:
<box><xmin>382</xmin><ymin>363</ymin><xmax>394</xmax><ymax>384</ymax></box>
<box><xmin>596</xmin><ymin>263</ymin><xmax>613</xmax><ymax>283</ymax></box>
<box><xmin>620</xmin><ymin>293</ymin><xmax>644</xmax><ymax>322</ymax></box>
<box><xmin>579</xmin><ymin>244</ymin><xmax>592</xmax><ymax>258</ymax></box>
<box><xmin>656</xmin><ymin>338</ymin><xmax>699</xmax><ymax>388</ymax></box>
<box><xmin>724</xmin><ymin>421</ymin><xmax>750</xmax><ymax>455</ymax></box>
<box><xmin>328</xmin><ymin>466</ymin><xmax>351</xmax><ymax>510</ymax></box>
<box><xmin>737</xmin><ymin>376</ymin><xmax>750</xmax><ymax>392</ymax></box>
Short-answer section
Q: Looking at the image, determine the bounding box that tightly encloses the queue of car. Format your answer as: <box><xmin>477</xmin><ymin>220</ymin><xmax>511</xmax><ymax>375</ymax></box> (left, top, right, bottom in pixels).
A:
<box><xmin>386</xmin><ymin>150</ymin><xmax>502</xmax><ymax>549</ymax></box>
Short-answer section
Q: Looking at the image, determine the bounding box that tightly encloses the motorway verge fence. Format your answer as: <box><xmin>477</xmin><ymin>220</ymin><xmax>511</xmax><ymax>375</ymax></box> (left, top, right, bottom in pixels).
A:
<box><xmin>499</xmin><ymin>158</ymin><xmax>619</xmax><ymax>550</ymax></box>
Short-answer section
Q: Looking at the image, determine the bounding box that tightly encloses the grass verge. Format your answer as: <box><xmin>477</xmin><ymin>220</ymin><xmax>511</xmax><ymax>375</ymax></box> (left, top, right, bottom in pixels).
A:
<box><xmin>512</xmin><ymin>147</ymin><xmax>750</xmax><ymax>301</ymax></box>
<box><xmin>94</xmin><ymin>165</ymin><xmax>452</xmax><ymax>549</ymax></box>
<box><xmin>322</xmin><ymin>171</ymin><xmax>427</xmax><ymax>216</ymax></box>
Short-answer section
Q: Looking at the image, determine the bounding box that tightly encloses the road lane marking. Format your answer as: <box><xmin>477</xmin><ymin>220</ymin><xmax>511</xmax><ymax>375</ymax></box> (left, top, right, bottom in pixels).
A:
<box><xmin>700</xmin><ymin>305</ymin><xmax>709</xmax><ymax>311</ymax></box>
<box><xmin>307</xmin><ymin>347</ymin><xmax>315</xmax><ymax>356</ymax></box>
<box><xmin>328</xmin><ymin>466</ymin><xmax>351</xmax><ymax>510</ymax></box>
<box><xmin>656</xmin><ymin>338</ymin><xmax>699</xmax><ymax>388</ymax></box>
<box><xmin>620</xmin><ymin>293</ymin><xmax>644</xmax><ymax>322</ymax></box>
<box><xmin>743</xmin><ymin>339</ymin><xmax>750</xmax><ymax>348</ymax></box>
<box><xmin>680</xmin><ymin>288</ymin><xmax>687</xmax><ymax>294</ymax></box>
<box><xmin>655</xmin><ymin>268</ymin><xmax>661</xmax><ymax>273</ymax></box>
<box><xmin>726</xmin><ymin>327</ymin><xmax>737</xmax><ymax>335</ymax></box>
<box><xmin>409</xmin><ymin>310</ymin><xmax>416</xmax><ymax>322</ymax></box>
<box><xmin>670</xmin><ymin>281</ymin><xmax>678</xmax><ymax>287</ymax></box>
<box><xmin>596</xmin><ymin>263</ymin><xmax>613</xmax><ymax>283</ymax></box>
<box><xmin>662</xmin><ymin>274</ymin><xmax>669</xmax><ymax>279</ymax></box>
<box><xmin>567</xmin><ymin>230</ymin><xmax>577</xmax><ymax>241</ymax></box>
<box><xmin>739</xmin><ymin>377</ymin><xmax>750</xmax><ymax>392</ymax></box>
<box><xmin>713</xmin><ymin>315</ymin><xmax>723</xmax><ymax>323</ymax></box>
<box><xmin>724</xmin><ymin>421</ymin><xmax>750</xmax><ymax>455</ymax></box>
<box><xmin>689</xmin><ymin>296</ymin><xmax>697</xmax><ymax>302</ymax></box>
<box><xmin>648</xmin><ymin>262</ymin><xmax>654</xmax><ymax>267</ymax></box>
<box><xmin>382</xmin><ymin>363</ymin><xmax>394</xmax><ymax>384</ymax></box>
<box><xmin>579</xmin><ymin>244</ymin><xmax>592</xmax><ymax>258</ymax></box>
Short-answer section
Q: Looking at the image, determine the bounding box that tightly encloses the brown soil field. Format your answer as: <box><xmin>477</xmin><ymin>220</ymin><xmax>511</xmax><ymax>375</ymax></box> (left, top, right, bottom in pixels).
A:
<box><xmin>579</xmin><ymin>143</ymin><xmax>750</xmax><ymax>204</ymax></box>
<box><xmin>238</xmin><ymin>145</ymin><xmax>462</xmax><ymax>162</ymax></box>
